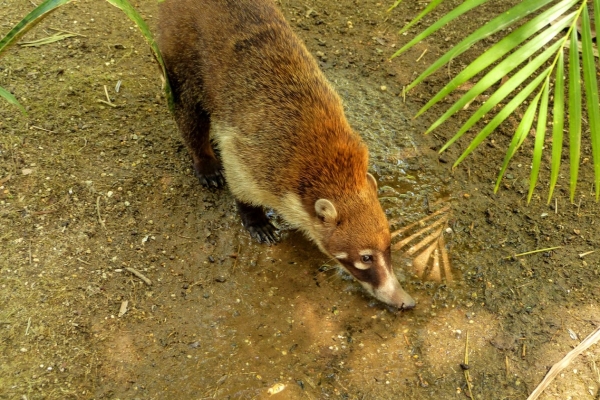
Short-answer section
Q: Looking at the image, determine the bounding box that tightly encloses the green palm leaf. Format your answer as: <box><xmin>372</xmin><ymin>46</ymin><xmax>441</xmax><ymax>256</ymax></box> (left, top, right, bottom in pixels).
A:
<box><xmin>440</xmin><ymin>40</ymin><xmax>561</xmax><ymax>154</ymax></box>
<box><xmin>581</xmin><ymin>6</ymin><xmax>600</xmax><ymax>200</ymax></box>
<box><xmin>394</xmin><ymin>0</ymin><xmax>555</xmax><ymax>91</ymax></box>
<box><xmin>528</xmin><ymin>77</ymin><xmax>550</xmax><ymax>203</ymax></box>
<box><xmin>548</xmin><ymin>50</ymin><xmax>565</xmax><ymax>203</ymax></box>
<box><xmin>428</xmin><ymin>21</ymin><xmax>570</xmax><ymax>138</ymax></box>
<box><xmin>568</xmin><ymin>27</ymin><xmax>582</xmax><ymax>202</ymax></box>
<box><xmin>495</xmin><ymin>89</ymin><xmax>543</xmax><ymax>193</ymax></box>
<box><xmin>456</xmin><ymin>70</ymin><xmax>548</xmax><ymax>169</ymax></box>
<box><xmin>417</xmin><ymin>0</ymin><xmax>578</xmax><ymax>120</ymax></box>
<box><xmin>397</xmin><ymin>0</ymin><xmax>444</xmax><ymax>35</ymax></box>
<box><xmin>391</xmin><ymin>0</ymin><xmax>600</xmax><ymax>201</ymax></box>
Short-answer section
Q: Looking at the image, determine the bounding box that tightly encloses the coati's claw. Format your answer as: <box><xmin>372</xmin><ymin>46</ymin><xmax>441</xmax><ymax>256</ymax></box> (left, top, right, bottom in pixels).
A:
<box><xmin>195</xmin><ymin>168</ymin><xmax>225</xmax><ymax>188</ymax></box>
<box><xmin>236</xmin><ymin>201</ymin><xmax>279</xmax><ymax>244</ymax></box>
<box><xmin>248</xmin><ymin>223</ymin><xmax>280</xmax><ymax>244</ymax></box>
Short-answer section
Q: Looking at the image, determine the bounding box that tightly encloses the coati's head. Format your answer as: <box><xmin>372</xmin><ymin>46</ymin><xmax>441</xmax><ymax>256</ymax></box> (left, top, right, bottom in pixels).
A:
<box><xmin>313</xmin><ymin>173</ymin><xmax>416</xmax><ymax>310</ymax></box>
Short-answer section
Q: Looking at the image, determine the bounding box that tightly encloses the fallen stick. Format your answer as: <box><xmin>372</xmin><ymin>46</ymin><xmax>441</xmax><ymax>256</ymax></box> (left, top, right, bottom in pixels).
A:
<box><xmin>125</xmin><ymin>267</ymin><xmax>152</xmax><ymax>286</ymax></box>
<box><xmin>527</xmin><ymin>325</ymin><xmax>600</xmax><ymax>400</ymax></box>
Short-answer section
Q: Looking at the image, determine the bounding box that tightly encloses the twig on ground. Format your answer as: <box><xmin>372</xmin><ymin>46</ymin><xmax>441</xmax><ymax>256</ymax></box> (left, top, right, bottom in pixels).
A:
<box><xmin>125</xmin><ymin>267</ymin><xmax>152</xmax><ymax>286</ymax></box>
<box><xmin>96</xmin><ymin>196</ymin><xmax>106</xmax><ymax>229</ymax></box>
<box><xmin>49</xmin><ymin>27</ymin><xmax>87</xmax><ymax>38</ymax></box>
<box><xmin>527</xmin><ymin>325</ymin><xmax>600</xmax><ymax>400</ymax></box>
<box><xmin>579</xmin><ymin>250</ymin><xmax>596</xmax><ymax>258</ymax></box>
<box><xmin>462</xmin><ymin>331</ymin><xmax>474</xmax><ymax>399</ymax></box>
<box><xmin>416</xmin><ymin>48</ymin><xmax>428</xmax><ymax>62</ymax></box>
<box><xmin>30</xmin><ymin>125</ymin><xmax>55</xmax><ymax>133</ymax></box>
<box><xmin>96</xmin><ymin>99</ymin><xmax>117</xmax><ymax>107</ymax></box>
<box><xmin>25</xmin><ymin>317</ymin><xmax>31</xmax><ymax>336</ymax></box>
<box><xmin>507</xmin><ymin>246</ymin><xmax>562</xmax><ymax>259</ymax></box>
<box><xmin>104</xmin><ymin>85</ymin><xmax>111</xmax><ymax>103</ymax></box>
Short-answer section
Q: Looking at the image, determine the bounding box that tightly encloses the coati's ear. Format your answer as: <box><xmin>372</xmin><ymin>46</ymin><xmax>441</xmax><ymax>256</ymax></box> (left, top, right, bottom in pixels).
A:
<box><xmin>366</xmin><ymin>173</ymin><xmax>378</xmax><ymax>190</ymax></box>
<box><xmin>315</xmin><ymin>199</ymin><xmax>337</xmax><ymax>223</ymax></box>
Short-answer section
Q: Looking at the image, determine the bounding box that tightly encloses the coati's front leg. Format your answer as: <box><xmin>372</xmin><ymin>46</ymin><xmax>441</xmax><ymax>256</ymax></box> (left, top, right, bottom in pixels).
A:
<box><xmin>236</xmin><ymin>200</ymin><xmax>279</xmax><ymax>244</ymax></box>
<box><xmin>174</xmin><ymin>105</ymin><xmax>225</xmax><ymax>187</ymax></box>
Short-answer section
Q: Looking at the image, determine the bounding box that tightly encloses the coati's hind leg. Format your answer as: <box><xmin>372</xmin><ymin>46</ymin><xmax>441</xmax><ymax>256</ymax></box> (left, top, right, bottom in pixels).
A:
<box><xmin>174</xmin><ymin>104</ymin><xmax>225</xmax><ymax>187</ymax></box>
<box><xmin>236</xmin><ymin>200</ymin><xmax>279</xmax><ymax>244</ymax></box>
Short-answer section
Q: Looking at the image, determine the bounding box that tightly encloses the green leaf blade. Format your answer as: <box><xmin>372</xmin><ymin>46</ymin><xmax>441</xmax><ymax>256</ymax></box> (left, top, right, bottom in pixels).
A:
<box><xmin>495</xmin><ymin>91</ymin><xmax>542</xmax><ymax>193</ymax></box>
<box><xmin>417</xmin><ymin>0</ymin><xmax>578</xmax><ymax>118</ymax></box>
<box><xmin>0</xmin><ymin>86</ymin><xmax>26</xmax><ymax>114</ymax></box>
<box><xmin>104</xmin><ymin>0</ymin><xmax>174</xmax><ymax>110</ymax></box>
<box><xmin>0</xmin><ymin>0</ymin><xmax>72</xmax><ymax>54</ymax></box>
<box><xmin>397</xmin><ymin>0</ymin><xmax>444</xmax><ymax>35</ymax></box>
<box><xmin>581</xmin><ymin>6</ymin><xmax>600</xmax><ymax>201</ymax></box>
<box><xmin>438</xmin><ymin>39</ymin><xmax>561</xmax><ymax>153</ymax></box>
<box><xmin>569</xmin><ymin>26</ymin><xmax>582</xmax><ymax>202</ymax></box>
<box><xmin>404</xmin><ymin>0</ymin><xmax>556</xmax><ymax>91</ymax></box>
<box><xmin>548</xmin><ymin>50</ymin><xmax>565</xmax><ymax>203</ymax></box>
<box><xmin>390</xmin><ymin>0</ymin><xmax>490</xmax><ymax>60</ymax></box>
<box><xmin>528</xmin><ymin>77</ymin><xmax>550</xmax><ymax>203</ymax></box>
<box><xmin>451</xmin><ymin>69</ymin><xmax>549</xmax><ymax>167</ymax></box>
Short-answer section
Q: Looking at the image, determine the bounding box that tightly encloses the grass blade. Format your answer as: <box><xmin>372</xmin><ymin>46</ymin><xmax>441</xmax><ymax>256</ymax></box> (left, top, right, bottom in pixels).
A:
<box><xmin>528</xmin><ymin>77</ymin><xmax>550</xmax><ymax>202</ymax></box>
<box><xmin>569</xmin><ymin>28</ymin><xmax>582</xmax><ymax>202</ymax></box>
<box><xmin>581</xmin><ymin>6</ymin><xmax>600</xmax><ymax>200</ymax></box>
<box><xmin>425</xmin><ymin>19</ymin><xmax>570</xmax><ymax>135</ymax></box>
<box><xmin>387</xmin><ymin>0</ymin><xmax>403</xmax><ymax>13</ymax></box>
<box><xmin>401</xmin><ymin>0</ymin><xmax>556</xmax><ymax>91</ymax></box>
<box><xmin>548</xmin><ymin>50</ymin><xmax>565</xmax><ymax>203</ymax></box>
<box><xmin>417</xmin><ymin>0</ymin><xmax>578</xmax><ymax>118</ymax></box>
<box><xmin>452</xmin><ymin>69</ymin><xmax>549</xmax><ymax>168</ymax></box>
<box><xmin>595</xmin><ymin>0</ymin><xmax>600</xmax><ymax>56</ymax></box>
<box><xmin>390</xmin><ymin>0</ymin><xmax>490</xmax><ymax>60</ymax></box>
<box><xmin>439</xmin><ymin>40</ymin><xmax>561</xmax><ymax>153</ymax></box>
<box><xmin>0</xmin><ymin>86</ymin><xmax>26</xmax><ymax>114</ymax></box>
<box><xmin>397</xmin><ymin>0</ymin><xmax>444</xmax><ymax>35</ymax></box>
<box><xmin>0</xmin><ymin>0</ymin><xmax>71</xmax><ymax>54</ymax></box>
<box><xmin>104</xmin><ymin>0</ymin><xmax>173</xmax><ymax>110</ymax></box>
<box><xmin>495</xmin><ymin>90</ymin><xmax>543</xmax><ymax>193</ymax></box>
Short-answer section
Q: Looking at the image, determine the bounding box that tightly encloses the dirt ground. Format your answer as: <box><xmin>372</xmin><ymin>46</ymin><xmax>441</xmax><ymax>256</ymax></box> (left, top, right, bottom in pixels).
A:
<box><xmin>1</xmin><ymin>0</ymin><xmax>600</xmax><ymax>399</ymax></box>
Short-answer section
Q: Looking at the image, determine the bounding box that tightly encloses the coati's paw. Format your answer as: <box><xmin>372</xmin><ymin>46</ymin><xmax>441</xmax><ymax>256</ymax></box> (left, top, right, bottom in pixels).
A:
<box><xmin>193</xmin><ymin>160</ymin><xmax>225</xmax><ymax>188</ymax></box>
<box><xmin>236</xmin><ymin>201</ymin><xmax>280</xmax><ymax>244</ymax></box>
<box><xmin>246</xmin><ymin>222</ymin><xmax>280</xmax><ymax>244</ymax></box>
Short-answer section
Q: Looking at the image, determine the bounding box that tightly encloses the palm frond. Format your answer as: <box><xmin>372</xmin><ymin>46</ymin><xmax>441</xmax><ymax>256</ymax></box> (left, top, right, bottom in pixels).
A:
<box><xmin>548</xmin><ymin>51</ymin><xmax>565</xmax><ymax>203</ymax></box>
<box><xmin>580</xmin><ymin>6</ymin><xmax>600</xmax><ymax>201</ymax></box>
<box><xmin>568</xmin><ymin>26</ymin><xmax>582</xmax><ymax>202</ymax></box>
<box><xmin>390</xmin><ymin>0</ymin><xmax>598</xmax><ymax>201</ymax></box>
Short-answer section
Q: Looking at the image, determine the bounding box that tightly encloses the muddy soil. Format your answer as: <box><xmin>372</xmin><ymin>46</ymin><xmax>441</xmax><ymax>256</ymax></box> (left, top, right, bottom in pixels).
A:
<box><xmin>1</xmin><ymin>0</ymin><xmax>599</xmax><ymax>399</ymax></box>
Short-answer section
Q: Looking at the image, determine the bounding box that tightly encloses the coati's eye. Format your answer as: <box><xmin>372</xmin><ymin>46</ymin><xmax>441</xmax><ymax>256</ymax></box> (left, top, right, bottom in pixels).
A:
<box><xmin>361</xmin><ymin>255</ymin><xmax>373</xmax><ymax>263</ymax></box>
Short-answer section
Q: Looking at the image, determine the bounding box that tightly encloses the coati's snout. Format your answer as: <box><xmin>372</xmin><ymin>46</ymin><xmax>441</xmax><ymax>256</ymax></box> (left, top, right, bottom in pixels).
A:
<box><xmin>314</xmin><ymin>175</ymin><xmax>416</xmax><ymax>310</ymax></box>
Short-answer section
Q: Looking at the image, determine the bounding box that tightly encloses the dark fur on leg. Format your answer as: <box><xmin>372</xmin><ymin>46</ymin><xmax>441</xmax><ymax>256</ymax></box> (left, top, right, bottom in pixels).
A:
<box><xmin>236</xmin><ymin>200</ymin><xmax>279</xmax><ymax>244</ymax></box>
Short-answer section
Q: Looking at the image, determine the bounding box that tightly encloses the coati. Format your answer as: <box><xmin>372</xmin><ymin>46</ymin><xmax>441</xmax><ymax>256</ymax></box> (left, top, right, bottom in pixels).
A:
<box><xmin>157</xmin><ymin>0</ymin><xmax>416</xmax><ymax>309</ymax></box>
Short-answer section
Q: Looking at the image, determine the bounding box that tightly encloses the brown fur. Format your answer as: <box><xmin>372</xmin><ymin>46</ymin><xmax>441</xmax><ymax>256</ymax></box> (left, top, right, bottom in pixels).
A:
<box><xmin>158</xmin><ymin>0</ymin><xmax>415</xmax><ymax>309</ymax></box>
